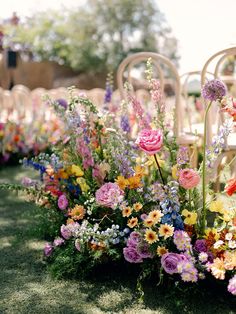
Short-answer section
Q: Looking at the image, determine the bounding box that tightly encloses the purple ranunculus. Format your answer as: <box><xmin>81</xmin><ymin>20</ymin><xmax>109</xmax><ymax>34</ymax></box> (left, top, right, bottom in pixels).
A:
<box><xmin>161</xmin><ymin>253</ymin><xmax>187</xmax><ymax>274</ymax></box>
<box><xmin>194</xmin><ymin>239</ymin><xmax>207</xmax><ymax>252</ymax></box>
<box><xmin>228</xmin><ymin>275</ymin><xmax>236</xmax><ymax>295</ymax></box>
<box><xmin>53</xmin><ymin>237</ymin><xmax>65</xmax><ymax>247</ymax></box>
<box><xmin>123</xmin><ymin>247</ymin><xmax>143</xmax><ymax>263</ymax></box>
<box><xmin>44</xmin><ymin>242</ymin><xmax>53</xmax><ymax>257</ymax></box>
<box><xmin>201</xmin><ymin>79</ymin><xmax>227</xmax><ymax>101</ymax></box>
<box><xmin>136</xmin><ymin>242</ymin><xmax>153</xmax><ymax>259</ymax></box>
<box><xmin>58</xmin><ymin>194</ymin><xmax>68</xmax><ymax>210</ymax></box>
<box><xmin>56</xmin><ymin>98</ymin><xmax>68</xmax><ymax>109</ymax></box>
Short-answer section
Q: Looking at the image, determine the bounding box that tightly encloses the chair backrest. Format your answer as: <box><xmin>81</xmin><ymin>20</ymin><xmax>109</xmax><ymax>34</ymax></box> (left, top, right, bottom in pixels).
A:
<box><xmin>117</xmin><ymin>52</ymin><xmax>182</xmax><ymax>137</ymax></box>
<box><xmin>201</xmin><ymin>47</ymin><xmax>236</xmax><ymax>145</ymax></box>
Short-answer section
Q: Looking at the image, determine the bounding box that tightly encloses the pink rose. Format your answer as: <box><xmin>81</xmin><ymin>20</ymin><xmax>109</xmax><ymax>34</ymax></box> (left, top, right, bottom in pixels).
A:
<box><xmin>179</xmin><ymin>168</ymin><xmax>200</xmax><ymax>189</ymax></box>
<box><xmin>136</xmin><ymin>128</ymin><xmax>163</xmax><ymax>155</ymax></box>
<box><xmin>44</xmin><ymin>242</ymin><xmax>53</xmax><ymax>257</ymax></box>
<box><xmin>95</xmin><ymin>182</ymin><xmax>124</xmax><ymax>209</ymax></box>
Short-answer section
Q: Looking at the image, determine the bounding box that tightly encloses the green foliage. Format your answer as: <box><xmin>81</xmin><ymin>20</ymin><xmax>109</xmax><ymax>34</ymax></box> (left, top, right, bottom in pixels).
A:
<box><xmin>4</xmin><ymin>0</ymin><xmax>179</xmax><ymax>72</ymax></box>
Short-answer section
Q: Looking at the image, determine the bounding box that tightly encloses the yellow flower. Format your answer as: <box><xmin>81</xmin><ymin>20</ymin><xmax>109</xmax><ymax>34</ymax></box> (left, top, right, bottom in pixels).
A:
<box><xmin>71</xmin><ymin>165</ymin><xmax>84</xmax><ymax>177</ymax></box>
<box><xmin>209</xmin><ymin>200</ymin><xmax>224</xmax><ymax>214</ymax></box>
<box><xmin>172</xmin><ymin>164</ymin><xmax>178</xmax><ymax>180</ymax></box>
<box><xmin>145</xmin><ymin>229</ymin><xmax>158</xmax><ymax>244</ymax></box>
<box><xmin>127</xmin><ymin>217</ymin><xmax>138</xmax><ymax>228</ymax></box>
<box><xmin>66</xmin><ymin>218</ymin><xmax>75</xmax><ymax>224</ymax></box>
<box><xmin>115</xmin><ymin>176</ymin><xmax>129</xmax><ymax>190</ymax></box>
<box><xmin>156</xmin><ymin>246</ymin><xmax>168</xmax><ymax>256</ymax></box>
<box><xmin>122</xmin><ymin>206</ymin><xmax>132</xmax><ymax>217</ymax></box>
<box><xmin>182</xmin><ymin>209</ymin><xmax>197</xmax><ymax>225</ymax></box>
<box><xmin>145</xmin><ymin>155</ymin><xmax>165</xmax><ymax>168</ymax></box>
<box><xmin>143</xmin><ymin>218</ymin><xmax>155</xmax><ymax>228</ymax></box>
<box><xmin>69</xmin><ymin>205</ymin><xmax>85</xmax><ymax>220</ymax></box>
<box><xmin>127</xmin><ymin>175</ymin><xmax>142</xmax><ymax>189</ymax></box>
<box><xmin>205</xmin><ymin>228</ymin><xmax>220</xmax><ymax>241</ymax></box>
<box><xmin>159</xmin><ymin>224</ymin><xmax>174</xmax><ymax>239</ymax></box>
<box><xmin>224</xmin><ymin>251</ymin><xmax>236</xmax><ymax>270</ymax></box>
<box><xmin>133</xmin><ymin>202</ymin><xmax>143</xmax><ymax>212</ymax></box>
<box><xmin>148</xmin><ymin>210</ymin><xmax>163</xmax><ymax>223</ymax></box>
<box><xmin>0</xmin><ymin>130</ymin><xmax>4</xmax><ymax>138</ymax></box>
<box><xmin>76</xmin><ymin>177</ymin><xmax>90</xmax><ymax>192</ymax></box>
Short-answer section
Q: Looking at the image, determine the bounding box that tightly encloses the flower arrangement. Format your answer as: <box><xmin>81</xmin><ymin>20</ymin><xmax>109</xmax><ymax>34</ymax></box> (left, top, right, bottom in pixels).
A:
<box><xmin>2</xmin><ymin>61</ymin><xmax>236</xmax><ymax>297</ymax></box>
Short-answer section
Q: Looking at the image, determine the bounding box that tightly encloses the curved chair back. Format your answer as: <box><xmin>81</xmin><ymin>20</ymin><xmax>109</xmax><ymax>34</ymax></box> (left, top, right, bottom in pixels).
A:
<box><xmin>117</xmin><ymin>52</ymin><xmax>182</xmax><ymax>137</ymax></box>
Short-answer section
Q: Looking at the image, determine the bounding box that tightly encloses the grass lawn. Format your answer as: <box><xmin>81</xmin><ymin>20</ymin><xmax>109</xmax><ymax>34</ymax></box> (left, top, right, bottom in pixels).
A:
<box><xmin>0</xmin><ymin>166</ymin><xmax>235</xmax><ymax>314</ymax></box>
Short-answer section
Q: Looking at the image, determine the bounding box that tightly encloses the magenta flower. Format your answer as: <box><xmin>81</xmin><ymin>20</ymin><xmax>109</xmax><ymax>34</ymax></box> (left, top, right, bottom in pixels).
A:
<box><xmin>123</xmin><ymin>247</ymin><xmax>143</xmax><ymax>263</ymax></box>
<box><xmin>60</xmin><ymin>224</ymin><xmax>72</xmax><ymax>240</ymax></box>
<box><xmin>58</xmin><ymin>194</ymin><xmax>68</xmax><ymax>210</ymax></box>
<box><xmin>95</xmin><ymin>182</ymin><xmax>124</xmax><ymax>209</ymax></box>
<box><xmin>44</xmin><ymin>242</ymin><xmax>53</xmax><ymax>257</ymax></box>
<box><xmin>201</xmin><ymin>79</ymin><xmax>227</xmax><ymax>101</ymax></box>
<box><xmin>194</xmin><ymin>239</ymin><xmax>207</xmax><ymax>252</ymax></box>
<box><xmin>136</xmin><ymin>128</ymin><xmax>163</xmax><ymax>155</ymax></box>
<box><xmin>228</xmin><ymin>275</ymin><xmax>236</xmax><ymax>295</ymax></box>
<box><xmin>56</xmin><ymin>98</ymin><xmax>68</xmax><ymax>109</ymax></box>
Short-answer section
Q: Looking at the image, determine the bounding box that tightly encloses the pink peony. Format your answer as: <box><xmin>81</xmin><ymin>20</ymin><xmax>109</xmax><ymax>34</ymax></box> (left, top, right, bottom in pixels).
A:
<box><xmin>57</xmin><ymin>194</ymin><xmax>68</xmax><ymax>210</ymax></box>
<box><xmin>136</xmin><ymin>128</ymin><xmax>163</xmax><ymax>155</ymax></box>
<box><xmin>44</xmin><ymin>242</ymin><xmax>53</xmax><ymax>257</ymax></box>
<box><xmin>53</xmin><ymin>237</ymin><xmax>65</xmax><ymax>247</ymax></box>
<box><xmin>228</xmin><ymin>275</ymin><xmax>236</xmax><ymax>295</ymax></box>
<box><xmin>178</xmin><ymin>168</ymin><xmax>200</xmax><ymax>189</ymax></box>
<box><xmin>95</xmin><ymin>182</ymin><xmax>124</xmax><ymax>209</ymax></box>
<box><xmin>60</xmin><ymin>224</ymin><xmax>72</xmax><ymax>239</ymax></box>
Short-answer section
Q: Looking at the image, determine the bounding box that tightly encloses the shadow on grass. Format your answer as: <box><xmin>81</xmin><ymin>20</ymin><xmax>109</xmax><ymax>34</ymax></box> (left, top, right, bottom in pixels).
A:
<box><xmin>0</xmin><ymin>166</ymin><xmax>235</xmax><ymax>314</ymax></box>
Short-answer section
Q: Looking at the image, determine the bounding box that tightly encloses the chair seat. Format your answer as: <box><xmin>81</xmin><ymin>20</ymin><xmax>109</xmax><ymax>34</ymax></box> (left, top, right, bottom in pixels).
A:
<box><xmin>177</xmin><ymin>133</ymin><xmax>200</xmax><ymax>145</ymax></box>
<box><xmin>225</xmin><ymin>133</ymin><xmax>236</xmax><ymax>150</ymax></box>
<box><xmin>184</xmin><ymin>123</ymin><xmax>218</xmax><ymax>137</ymax></box>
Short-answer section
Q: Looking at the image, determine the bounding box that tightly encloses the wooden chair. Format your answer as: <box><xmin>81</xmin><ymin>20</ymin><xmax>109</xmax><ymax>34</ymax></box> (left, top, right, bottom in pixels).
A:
<box><xmin>117</xmin><ymin>52</ymin><xmax>199</xmax><ymax>166</ymax></box>
<box><xmin>201</xmin><ymin>47</ymin><xmax>236</xmax><ymax>184</ymax></box>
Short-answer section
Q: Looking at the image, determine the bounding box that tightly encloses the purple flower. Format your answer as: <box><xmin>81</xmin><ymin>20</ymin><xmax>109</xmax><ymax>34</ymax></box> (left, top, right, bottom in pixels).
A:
<box><xmin>53</xmin><ymin>237</ymin><xmax>65</xmax><ymax>247</ymax></box>
<box><xmin>173</xmin><ymin>230</ymin><xmax>192</xmax><ymax>251</ymax></box>
<box><xmin>194</xmin><ymin>239</ymin><xmax>207</xmax><ymax>252</ymax></box>
<box><xmin>228</xmin><ymin>275</ymin><xmax>236</xmax><ymax>295</ymax></box>
<box><xmin>201</xmin><ymin>79</ymin><xmax>227</xmax><ymax>101</ymax></box>
<box><xmin>120</xmin><ymin>115</ymin><xmax>131</xmax><ymax>133</ymax></box>
<box><xmin>136</xmin><ymin>242</ymin><xmax>153</xmax><ymax>259</ymax></box>
<box><xmin>58</xmin><ymin>194</ymin><xmax>68</xmax><ymax>210</ymax></box>
<box><xmin>56</xmin><ymin>98</ymin><xmax>68</xmax><ymax>109</ymax></box>
<box><xmin>60</xmin><ymin>224</ymin><xmax>72</xmax><ymax>240</ymax></box>
<box><xmin>161</xmin><ymin>253</ymin><xmax>187</xmax><ymax>274</ymax></box>
<box><xmin>44</xmin><ymin>242</ymin><xmax>53</xmax><ymax>257</ymax></box>
<box><xmin>123</xmin><ymin>246</ymin><xmax>143</xmax><ymax>263</ymax></box>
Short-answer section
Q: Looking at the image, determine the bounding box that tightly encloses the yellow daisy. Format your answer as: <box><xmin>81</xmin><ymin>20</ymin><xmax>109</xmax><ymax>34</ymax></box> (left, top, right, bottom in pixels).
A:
<box><xmin>156</xmin><ymin>246</ymin><xmax>169</xmax><ymax>256</ymax></box>
<box><xmin>122</xmin><ymin>206</ymin><xmax>132</xmax><ymax>217</ymax></box>
<box><xmin>182</xmin><ymin>209</ymin><xmax>197</xmax><ymax>225</ymax></box>
<box><xmin>159</xmin><ymin>224</ymin><xmax>174</xmax><ymax>239</ymax></box>
<box><xmin>71</xmin><ymin>165</ymin><xmax>84</xmax><ymax>177</ymax></box>
<box><xmin>133</xmin><ymin>202</ymin><xmax>143</xmax><ymax>212</ymax></box>
<box><xmin>145</xmin><ymin>229</ymin><xmax>158</xmax><ymax>244</ymax></box>
<box><xmin>143</xmin><ymin>218</ymin><xmax>155</xmax><ymax>227</ymax></box>
<box><xmin>127</xmin><ymin>217</ymin><xmax>138</xmax><ymax>228</ymax></box>
<box><xmin>76</xmin><ymin>177</ymin><xmax>90</xmax><ymax>192</ymax></box>
<box><xmin>134</xmin><ymin>165</ymin><xmax>145</xmax><ymax>177</ymax></box>
<box><xmin>127</xmin><ymin>175</ymin><xmax>142</xmax><ymax>189</ymax></box>
<box><xmin>148</xmin><ymin>210</ymin><xmax>163</xmax><ymax>223</ymax></box>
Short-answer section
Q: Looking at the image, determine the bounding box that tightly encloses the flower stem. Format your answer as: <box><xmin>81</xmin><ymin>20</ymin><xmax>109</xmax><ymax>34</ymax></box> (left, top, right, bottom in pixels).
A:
<box><xmin>201</xmin><ymin>101</ymin><xmax>212</xmax><ymax>234</ymax></box>
<box><xmin>154</xmin><ymin>154</ymin><xmax>165</xmax><ymax>185</ymax></box>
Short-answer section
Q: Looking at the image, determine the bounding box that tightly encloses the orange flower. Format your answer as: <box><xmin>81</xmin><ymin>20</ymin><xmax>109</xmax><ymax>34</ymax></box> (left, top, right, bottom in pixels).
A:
<box><xmin>13</xmin><ymin>134</ymin><xmax>20</xmax><ymax>142</ymax></box>
<box><xmin>134</xmin><ymin>165</ymin><xmax>145</xmax><ymax>177</ymax></box>
<box><xmin>116</xmin><ymin>176</ymin><xmax>129</xmax><ymax>190</ymax></box>
<box><xmin>127</xmin><ymin>175</ymin><xmax>142</xmax><ymax>189</ymax></box>
<box><xmin>122</xmin><ymin>206</ymin><xmax>132</xmax><ymax>217</ymax></box>
<box><xmin>225</xmin><ymin>178</ymin><xmax>236</xmax><ymax>196</ymax></box>
<box><xmin>69</xmin><ymin>205</ymin><xmax>85</xmax><ymax>220</ymax></box>
<box><xmin>127</xmin><ymin>217</ymin><xmax>138</xmax><ymax>228</ymax></box>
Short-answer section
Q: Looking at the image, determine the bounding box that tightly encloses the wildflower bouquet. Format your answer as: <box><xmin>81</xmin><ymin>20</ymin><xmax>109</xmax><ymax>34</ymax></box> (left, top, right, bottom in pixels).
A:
<box><xmin>3</xmin><ymin>64</ymin><xmax>236</xmax><ymax>297</ymax></box>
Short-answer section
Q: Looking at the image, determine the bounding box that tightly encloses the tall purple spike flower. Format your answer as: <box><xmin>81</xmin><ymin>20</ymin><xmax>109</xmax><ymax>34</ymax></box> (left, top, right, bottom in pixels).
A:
<box><xmin>201</xmin><ymin>79</ymin><xmax>227</xmax><ymax>101</ymax></box>
<box><xmin>56</xmin><ymin>98</ymin><xmax>68</xmax><ymax>109</ymax></box>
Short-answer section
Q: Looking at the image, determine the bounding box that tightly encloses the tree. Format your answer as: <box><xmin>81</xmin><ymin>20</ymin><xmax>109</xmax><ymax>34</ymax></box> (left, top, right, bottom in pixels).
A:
<box><xmin>3</xmin><ymin>0</ymin><xmax>179</xmax><ymax>73</ymax></box>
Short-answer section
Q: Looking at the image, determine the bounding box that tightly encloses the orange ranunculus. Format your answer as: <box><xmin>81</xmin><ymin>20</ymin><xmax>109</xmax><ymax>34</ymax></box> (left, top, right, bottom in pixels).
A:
<box><xmin>225</xmin><ymin>178</ymin><xmax>236</xmax><ymax>196</ymax></box>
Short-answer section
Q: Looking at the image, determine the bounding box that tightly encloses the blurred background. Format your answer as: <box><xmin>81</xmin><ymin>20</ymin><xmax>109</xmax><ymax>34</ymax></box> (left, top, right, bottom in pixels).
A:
<box><xmin>0</xmin><ymin>0</ymin><xmax>235</xmax><ymax>90</ymax></box>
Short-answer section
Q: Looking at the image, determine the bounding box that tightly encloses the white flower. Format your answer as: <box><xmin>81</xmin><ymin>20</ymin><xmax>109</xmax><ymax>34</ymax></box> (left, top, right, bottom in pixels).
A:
<box><xmin>225</xmin><ymin>233</ymin><xmax>233</xmax><ymax>241</ymax></box>
<box><xmin>228</xmin><ymin>240</ymin><xmax>236</xmax><ymax>249</ymax></box>
<box><xmin>213</xmin><ymin>240</ymin><xmax>224</xmax><ymax>249</ymax></box>
<box><xmin>199</xmin><ymin>252</ymin><xmax>208</xmax><ymax>263</ymax></box>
